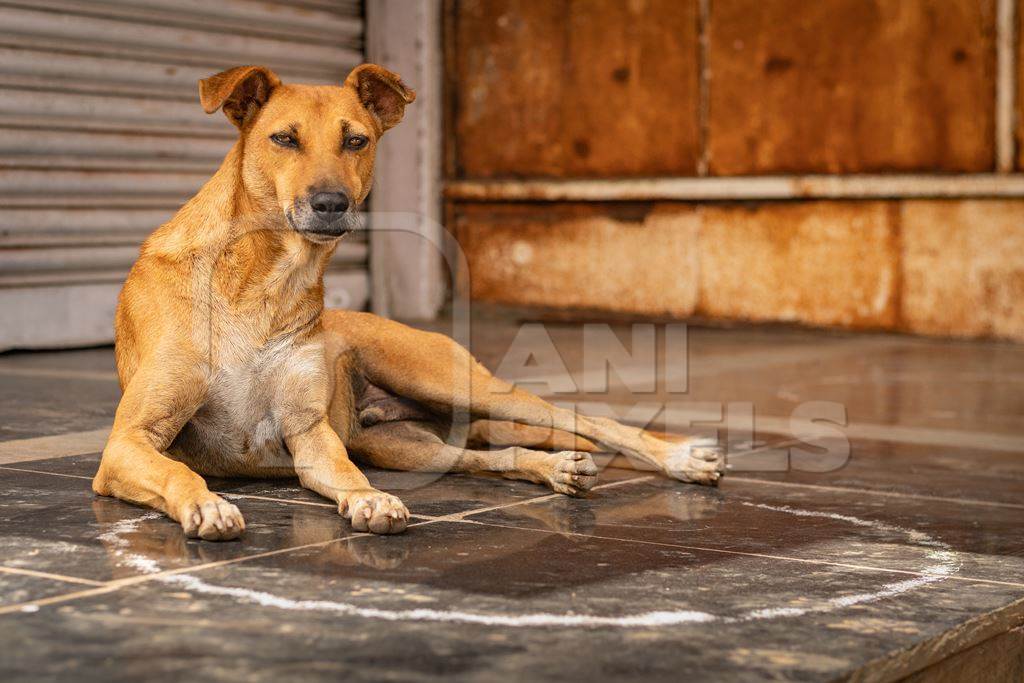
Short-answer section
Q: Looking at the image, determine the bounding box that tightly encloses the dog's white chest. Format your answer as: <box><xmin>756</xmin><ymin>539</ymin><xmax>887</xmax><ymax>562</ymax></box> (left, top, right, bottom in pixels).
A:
<box><xmin>180</xmin><ymin>337</ymin><xmax>328</xmax><ymax>466</ymax></box>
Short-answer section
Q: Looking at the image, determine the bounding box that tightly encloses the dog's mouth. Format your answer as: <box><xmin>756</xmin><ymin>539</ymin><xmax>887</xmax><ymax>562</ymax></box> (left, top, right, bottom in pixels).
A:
<box><xmin>285</xmin><ymin>206</ymin><xmax>363</xmax><ymax>243</ymax></box>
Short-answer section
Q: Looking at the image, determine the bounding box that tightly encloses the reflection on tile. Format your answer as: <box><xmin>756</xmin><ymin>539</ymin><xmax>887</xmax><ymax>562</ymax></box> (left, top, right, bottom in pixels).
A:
<box><xmin>0</xmin><ymin>468</ymin><xmax>355</xmax><ymax>583</ymax></box>
<box><xmin>468</xmin><ymin>477</ymin><xmax>1024</xmax><ymax>585</ymax></box>
<box><xmin>2</xmin><ymin>520</ymin><xmax>1022</xmax><ymax>682</ymax></box>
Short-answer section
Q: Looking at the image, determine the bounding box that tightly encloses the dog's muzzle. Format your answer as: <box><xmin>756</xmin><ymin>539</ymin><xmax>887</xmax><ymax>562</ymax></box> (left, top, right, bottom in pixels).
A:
<box><xmin>287</xmin><ymin>193</ymin><xmax>361</xmax><ymax>242</ymax></box>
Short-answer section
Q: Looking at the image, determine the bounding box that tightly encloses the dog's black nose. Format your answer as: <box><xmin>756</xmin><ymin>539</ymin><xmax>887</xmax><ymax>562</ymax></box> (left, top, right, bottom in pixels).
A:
<box><xmin>310</xmin><ymin>191</ymin><xmax>350</xmax><ymax>216</ymax></box>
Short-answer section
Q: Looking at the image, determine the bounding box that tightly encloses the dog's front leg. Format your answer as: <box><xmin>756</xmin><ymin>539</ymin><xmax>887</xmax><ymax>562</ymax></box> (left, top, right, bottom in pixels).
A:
<box><xmin>93</xmin><ymin>359</ymin><xmax>245</xmax><ymax>541</ymax></box>
<box><xmin>286</xmin><ymin>420</ymin><xmax>409</xmax><ymax>534</ymax></box>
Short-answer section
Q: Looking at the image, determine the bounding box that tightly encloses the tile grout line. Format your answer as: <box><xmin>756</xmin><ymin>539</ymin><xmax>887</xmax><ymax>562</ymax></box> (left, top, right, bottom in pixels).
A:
<box><xmin>225</xmin><ymin>475</ymin><xmax>656</xmax><ymax>520</ymax></box>
<box><xmin>0</xmin><ymin>565</ymin><xmax>105</xmax><ymax>587</ymax></box>
<box><xmin>453</xmin><ymin>519</ymin><xmax>1024</xmax><ymax>590</ymax></box>
<box><xmin>435</xmin><ymin>475</ymin><xmax>656</xmax><ymax>521</ymax></box>
<box><xmin>0</xmin><ymin>466</ymin><xmax>93</xmax><ymax>481</ymax></box>
<box><xmin>101</xmin><ymin>519</ymin><xmax>442</xmax><ymax>592</ymax></box>
<box><xmin>0</xmin><ymin>585</ymin><xmax>122</xmax><ymax>615</ymax></box>
<box><xmin>6</xmin><ymin>460</ymin><xmax>1022</xmax><ymax>512</ymax></box>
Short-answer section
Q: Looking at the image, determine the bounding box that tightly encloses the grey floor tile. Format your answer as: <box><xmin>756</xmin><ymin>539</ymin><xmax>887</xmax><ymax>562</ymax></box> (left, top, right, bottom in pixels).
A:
<box><xmin>731</xmin><ymin>437</ymin><xmax>1024</xmax><ymax>505</ymax></box>
<box><xmin>467</xmin><ymin>476</ymin><xmax>1024</xmax><ymax>585</ymax></box>
<box><xmin>0</xmin><ymin>375</ymin><xmax>119</xmax><ymax>442</ymax></box>
<box><xmin>0</xmin><ymin>468</ymin><xmax>359</xmax><ymax>583</ymax></box>
<box><xmin>0</xmin><ymin>571</ymin><xmax>89</xmax><ymax>609</ymax></box>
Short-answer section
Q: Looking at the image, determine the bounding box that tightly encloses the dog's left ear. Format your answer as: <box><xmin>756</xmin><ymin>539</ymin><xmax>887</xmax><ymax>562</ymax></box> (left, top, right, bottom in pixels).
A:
<box><xmin>199</xmin><ymin>65</ymin><xmax>281</xmax><ymax>129</ymax></box>
<box><xmin>344</xmin><ymin>64</ymin><xmax>416</xmax><ymax>134</ymax></box>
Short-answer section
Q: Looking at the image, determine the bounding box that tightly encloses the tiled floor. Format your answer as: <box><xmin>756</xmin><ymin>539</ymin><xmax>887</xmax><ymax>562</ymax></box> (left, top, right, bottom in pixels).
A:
<box><xmin>1</xmin><ymin>311</ymin><xmax>1023</xmax><ymax>681</ymax></box>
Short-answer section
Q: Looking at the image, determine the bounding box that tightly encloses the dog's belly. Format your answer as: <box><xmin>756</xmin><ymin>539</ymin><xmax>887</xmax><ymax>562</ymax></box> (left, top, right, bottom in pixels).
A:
<box><xmin>172</xmin><ymin>376</ymin><xmax>292</xmax><ymax>475</ymax></box>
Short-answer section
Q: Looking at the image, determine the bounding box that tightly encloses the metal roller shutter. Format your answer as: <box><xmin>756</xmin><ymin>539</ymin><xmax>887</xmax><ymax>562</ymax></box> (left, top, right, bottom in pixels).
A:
<box><xmin>0</xmin><ymin>0</ymin><xmax>368</xmax><ymax>350</ymax></box>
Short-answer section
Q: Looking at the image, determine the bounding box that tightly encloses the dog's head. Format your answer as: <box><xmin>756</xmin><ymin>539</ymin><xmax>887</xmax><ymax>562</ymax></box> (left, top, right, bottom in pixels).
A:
<box><xmin>199</xmin><ymin>64</ymin><xmax>415</xmax><ymax>243</ymax></box>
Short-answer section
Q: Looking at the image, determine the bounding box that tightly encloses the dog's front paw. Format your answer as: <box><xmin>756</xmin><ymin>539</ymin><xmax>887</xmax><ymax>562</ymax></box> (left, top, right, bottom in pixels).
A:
<box><xmin>662</xmin><ymin>439</ymin><xmax>724</xmax><ymax>486</ymax></box>
<box><xmin>338</xmin><ymin>489</ymin><xmax>409</xmax><ymax>534</ymax></box>
<box><xmin>179</xmin><ymin>494</ymin><xmax>245</xmax><ymax>541</ymax></box>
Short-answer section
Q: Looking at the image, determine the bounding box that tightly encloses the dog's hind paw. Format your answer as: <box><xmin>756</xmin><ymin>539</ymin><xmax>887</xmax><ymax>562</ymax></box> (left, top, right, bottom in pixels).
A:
<box><xmin>542</xmin><ymin>451</ymin><xmax>599</xmax><ymax>497</ymax></box>
<box><xmin>662</xmin><ymin>438</ymin><xmax>724</xmax><ymax>486</ymax></box>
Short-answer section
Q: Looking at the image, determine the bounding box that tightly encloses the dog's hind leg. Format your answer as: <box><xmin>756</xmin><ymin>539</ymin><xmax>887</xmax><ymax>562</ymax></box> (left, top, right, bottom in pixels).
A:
<box><xmin>327</xmin><ymin>312</ymin><xmax>721</xmax><ymax>486</ymax></box>
<box><xmin>466</xmin><ymin>419</ymin><xmax>597</xmax><ymax>453</ymax></box>
<box><xmin>347</xmin><ymin>421</ymin><xmax>599</xmax><ymax>497</ymax></box>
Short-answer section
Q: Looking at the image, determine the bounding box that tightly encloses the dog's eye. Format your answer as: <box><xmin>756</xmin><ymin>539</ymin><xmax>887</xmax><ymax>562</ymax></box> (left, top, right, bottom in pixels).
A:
<box><xmin>344</xmin><ymin>135</ymin><xmax>368</xmax><ymax>151</ymax></box>
<box><xmin>270</xmin><ymin>132</ymin><xmax>299</xmax><ymax>149</ymax></box>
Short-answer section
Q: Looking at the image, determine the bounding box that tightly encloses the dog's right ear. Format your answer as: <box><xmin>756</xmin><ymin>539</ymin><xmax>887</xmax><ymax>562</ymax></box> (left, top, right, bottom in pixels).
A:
<box><xmin>199</xmin><ymin>66</ymin><xmax>281</xmax><ymax>129</ymax></box>
<box><xmin>344</xmin><ymin>64</ymin><xmax>416</xmax><ymax>134</ymax></box>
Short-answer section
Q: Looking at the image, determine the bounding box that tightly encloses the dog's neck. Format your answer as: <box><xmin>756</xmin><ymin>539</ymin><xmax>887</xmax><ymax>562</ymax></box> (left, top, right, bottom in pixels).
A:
<box><xmin>148</xmin><ymin>141</ymin><xmax>336</xmax><ymax>325</ymax></box>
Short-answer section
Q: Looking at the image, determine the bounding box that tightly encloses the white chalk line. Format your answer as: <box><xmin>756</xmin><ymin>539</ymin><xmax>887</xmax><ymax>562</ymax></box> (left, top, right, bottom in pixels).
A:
<box><xmin>63</xmin><ymin>500</ymin><xmax>967</xmax><ymax>628</ymax></box>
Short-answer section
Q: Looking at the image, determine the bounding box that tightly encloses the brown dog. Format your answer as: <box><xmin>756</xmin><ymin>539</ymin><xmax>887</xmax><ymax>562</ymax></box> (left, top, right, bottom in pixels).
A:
<box><xmin>92</xmin><ymin>64</ymin><xmax>723</xmax><ymax>541</ymax></box>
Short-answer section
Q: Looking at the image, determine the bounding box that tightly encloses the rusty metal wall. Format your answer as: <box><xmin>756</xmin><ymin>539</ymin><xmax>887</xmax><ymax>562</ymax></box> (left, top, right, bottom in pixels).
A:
<box><xmin>445</xmin><ymin>0</ymin><xmax>1024</xmax><ymax>340</ymax></box>
<box><xmin>1019</xmin><ymin>1</ymin><xmax>1024</xmax><ymax>170</ymax></box>
<box><xmin>448</xmin><ymin>0</ymin><xmax>701</xmax><ymax>178</ymax></box>
<box><xmin>707</xmin><ymin>0</ymin><xmax>996</xmax><ymax>175</ymax></box>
